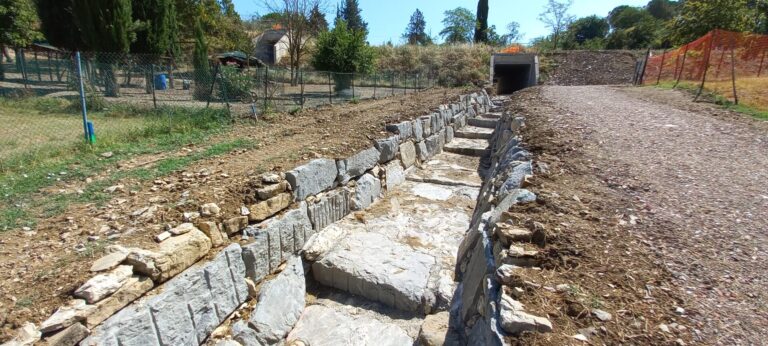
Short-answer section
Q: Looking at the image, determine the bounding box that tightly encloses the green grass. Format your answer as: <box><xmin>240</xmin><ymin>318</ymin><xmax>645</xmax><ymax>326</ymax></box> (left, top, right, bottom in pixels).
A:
<box><xmin>0</xmin><ymin>96</ymin><xmax>252</xmax><ymax>231</ymax></box>
<box><xmin>652</xmin><ymin>81</ymin><xmax>768</xmax><ymax>120</ymax></box>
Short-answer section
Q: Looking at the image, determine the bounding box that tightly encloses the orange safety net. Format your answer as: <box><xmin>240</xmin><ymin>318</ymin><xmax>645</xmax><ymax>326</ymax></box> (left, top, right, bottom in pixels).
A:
<box><xmin>500</xmin><ymin>44</ymin><xmax>524</xmax><ymax>54</ymax></box>
<box><xmin>641</xmin><ymin>29</ymin><xmax>768</xmax><ymax>110</ymax></box>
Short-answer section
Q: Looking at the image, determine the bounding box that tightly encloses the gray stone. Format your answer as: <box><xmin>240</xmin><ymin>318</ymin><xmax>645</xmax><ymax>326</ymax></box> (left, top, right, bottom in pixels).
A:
<box><xmin>385</xmin><ymin>160</ymin><xmax>406</xmax><ymax>188</ymax></box>
<box><xmin>286</xmin><ymin>159</ymin><xmax>338</xmax><ymax>201</ymax></box>
<box><xmin>46</xmin><ymin>322</ymin><xmax>89</xmax><ymax>346</ymax></box>
<box><xmin>425</xmin><ymin>134</ymin><xmax>442</xmax><ymax>158</ymax></box>
<box><xmin>418</xmin><ymin>312</ymin><xmax>451</xmax><ymax>346</ymax></box>
<box><xmin>242</xmin><ymin>229</ymin><xmax>270</xmax><ymax>282</ymax></box>
<box><xmin>286</xmin><ymin>305</ymin><xmax>412</xmax><ymax>346</ymax></box>
<box><xmin>39</xmin><ymin>300</ymin><xmax>95</xmax><ymax>334</ymax></box>
<box><xmin>446</xmin><ymin>126</ymin><xmax>454</xmax><ymax>143</ymax></box>
<box><xmin>248</xmin><ymin>256</ymin><xmax>306</xmax><ymax>345</ymax></box>
<box><xmin>82</xmin><ymin>304</ymin><xmax>159</xmax><ymax>346</ymax></box>
<box><xmin>307</xmin><ymin>188</ymin><xmax>350</xmax><ymax>232</ymax></box>
<box><xmin>499</xmin><ymin>293</ymin><xmax>552</xmax><ymax>334</ymax></box>
<box><xmin>497</xmin><ymin>161</ymin><xmax>533</xmax><ymax>200</ymax></box>
<box><xmin>90</xmin><ymin>252</ymin><xmax>128</xmax><ymax>272</ymax></box>
<box><xmin>412</xmin><ymin>119</ymin><xmax>424</xmax><ymax>141</ymax></box>
<box><xmin>421</xmin><ymin>116</ymin><xmax>432</xmax><ymax>136</ymax></box>
<box><xmin>350</xmin><ymin>174</ymin><xmax>381</xmax><ymax>210</ymax></box>
<box><xmin>336</xmin><ymin>147</ymin><xmax>380</xmax><ymax>184</ymax></box>
<box><xmin>592</xmin><ymin>309</ymin><xmax>612</xmax><ymax>321</ymax></box>
<box><xmin>232</xmin><ymin>320</ymin><xmax>261</xmax><ymax>346</ymax></box>
<box><xmin>416</xmin><ymin>141</ymin><xmax>429</xmax><ymax>162</ymax></box>
<box><xmin>430</xmin><ymin>113</ymin><xmax>442</xmax><ymax>134</ymax></box>
<box><xmin>312</xmin><ymin>232</ymin><xmax>435</xmax><ymax>312</ymax></box>
<box><xmin>256</xmin><ymin>181</ymin><xmax>289</xmax><ymax>200</ymax></box>
<box><xmin>85</xmin><ymin>276</ymin><xmax>154</xmax><ymax>329</ymax></box>
<box><xmin>148</xmin><ymin>281</ymin><xmax>198</xmax><ymax>345</ymax></box>
<box><xmin>374</xmin><ymin>136</ymin><xmax>399</xmax><ymax>163</ymax></box>
<box><xmin>206</xmin><ymin>245</ymin><xmax>248</xmax><ymax>322</ymax></box>
<box><xmin>399</xmin><ymin>141</ymin><xmax>417</xmax><ymax>168</ymax></box>
<box><xmin>460</xmin><ymin>238</ymin><xmax>493</xmax><ymax>322</ymax></box>
<box><xmin>386</xmin><ymin>121</ymin><xmax>413</xmax><ymax>140</ymax></box>
<box><xmin>74</xmin><ymin>265</ymin><xmax>133</xmax><ymax>304</ymax></box>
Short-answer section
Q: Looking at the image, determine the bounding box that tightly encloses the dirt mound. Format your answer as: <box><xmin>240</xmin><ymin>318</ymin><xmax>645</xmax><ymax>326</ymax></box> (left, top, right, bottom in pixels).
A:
<box><xmin>541</xmin><ymin>51</ymin><xmax>639</xmax><ymax>86</ymax></box>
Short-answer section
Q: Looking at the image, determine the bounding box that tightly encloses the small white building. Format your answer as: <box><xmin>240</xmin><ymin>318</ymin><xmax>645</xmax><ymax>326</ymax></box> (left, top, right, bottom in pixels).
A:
<box><xmin>252</xmin><ymin>29</ymin><xmax>290</xmax><ymax>65</ymax></box>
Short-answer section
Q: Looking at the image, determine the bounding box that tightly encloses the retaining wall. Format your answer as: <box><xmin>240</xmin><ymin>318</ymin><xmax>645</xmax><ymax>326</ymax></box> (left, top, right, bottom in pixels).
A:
<box><xmin>21</xmin><ymin>90</ymin><xmax>494</xmax><ymax>346</ymax></box>
<box><xmin>450</xmin><ymin>109</ymin><xmax>551</xmax><ymax>344</ymax></box>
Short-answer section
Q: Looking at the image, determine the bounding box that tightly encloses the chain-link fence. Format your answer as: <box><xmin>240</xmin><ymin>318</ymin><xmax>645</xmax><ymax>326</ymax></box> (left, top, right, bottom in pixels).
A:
<box><xmin>0</xmin><ymin>49</ymin><xmax>435</xmax><ymax>162</ymax></box>
<box><xmin>640</xmin><ymin>29</ymin><xmax>768</xmax><ymax>111</ymax></box>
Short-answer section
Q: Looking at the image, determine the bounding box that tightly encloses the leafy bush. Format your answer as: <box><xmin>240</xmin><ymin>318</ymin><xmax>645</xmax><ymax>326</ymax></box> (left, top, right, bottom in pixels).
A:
<box><xmin>218</xmin><ymin>66</ymin><xmax>255</xmax><ymax>102</ymax></box>
<box><xmin>311</xmin><ymin>21</ymin><xmax>375</xmax><ymax>91</ymax></box>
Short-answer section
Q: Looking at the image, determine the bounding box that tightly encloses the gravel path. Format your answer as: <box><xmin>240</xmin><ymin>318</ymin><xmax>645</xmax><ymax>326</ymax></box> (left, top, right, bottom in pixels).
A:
<box><xmin>541</xmin><ymin>85</ymin><xmax>768</xmax><ymax>344</ymax></box>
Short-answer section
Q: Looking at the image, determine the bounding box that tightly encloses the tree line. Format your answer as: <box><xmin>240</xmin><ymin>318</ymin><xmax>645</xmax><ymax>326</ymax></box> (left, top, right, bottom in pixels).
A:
<box><xmin>535</xmin><ymin>0</ymin><xmax>768</xmax><ymax>51</ymax></box>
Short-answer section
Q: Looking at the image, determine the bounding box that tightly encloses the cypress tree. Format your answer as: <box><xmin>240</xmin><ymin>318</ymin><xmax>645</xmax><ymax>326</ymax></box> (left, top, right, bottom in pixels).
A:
<box><xmin>338</xmin><ymin>0</ymin><xmax>368</xmax><ymax>36</ymax></box>
<box><xmin>35</xmin><ymin>0</ymin><xmax>83</xmax><ymax>50</ymax></box>
<box><xmin>475</xmin><ymin>0</ymin><xmax>489</xmax><ymax>43</ymax></box>
<box><xmin>132</xmin><ymin>0</ymin><xmax>178</xmax><ymax>92</ymax></box>
<box><xmin>192</xmin><ymin>19</ymin><xmax>211</xmax><ymax>101</ymax></box>
<box><xmin>309</xmin><ymin>3</ymin><xmax>329</xmax><ymax>35</ymax></box>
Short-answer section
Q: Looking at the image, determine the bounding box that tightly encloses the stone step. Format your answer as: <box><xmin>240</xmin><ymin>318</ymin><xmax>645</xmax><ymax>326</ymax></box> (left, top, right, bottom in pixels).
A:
<box><xmin>444</xmin><ymin>138</ymin><xmax>491</xmax><ymax>157</ymax></box>
<box><xmin>479</xmin><ymin>112</ymin><xmax>503</xmax><ymax>119</ymax></box>
<box><xmin>287</xmin><ymin>305</ymin><xmax>413</xmax><ymax>346</ymax></box>
<box><xmin>467</xmin><ymin>118</ymin><xmax>499</xmax><ymax>129</ymax></box>
<box><xmin>455</xmin><ymin>126</ymin><xmax>494</xmax><ymax>140</ymax></box>
<box><xmin>311</xmin><ymin>232</ymin><xmax>435</xmax><ymax>313</ymax></box>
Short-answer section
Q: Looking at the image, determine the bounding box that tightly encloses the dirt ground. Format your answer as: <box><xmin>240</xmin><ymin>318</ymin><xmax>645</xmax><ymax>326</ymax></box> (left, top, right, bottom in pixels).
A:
<box><xmin>0</xmin><ymin>87</ymin><xmax>466</xmax><ymax>341</ymax></box>
<box><xmin>541</xmin><ymin>51</ymin><xmax>639</xmax><ymax>86</ymax></box>
<box><xmin>510</xmin><ymin>85</ymin><xmax>768</xmax><ymax>344</ymax></box>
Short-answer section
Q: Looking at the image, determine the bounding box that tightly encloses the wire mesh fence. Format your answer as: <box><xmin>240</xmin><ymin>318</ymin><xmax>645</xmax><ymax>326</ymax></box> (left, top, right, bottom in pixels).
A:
<box><xmin>0</xmin><ymin>49</ymin><xmax>435</xmax><ymax>162</ymax></box>
<box><xmin>640</xmin><ymin>29</ymin><xmax>768</xmax><ymax>111</ymax></box>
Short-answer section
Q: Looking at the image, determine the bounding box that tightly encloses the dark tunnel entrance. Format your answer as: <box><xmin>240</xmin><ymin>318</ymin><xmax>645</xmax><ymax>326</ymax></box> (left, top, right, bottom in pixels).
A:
<box><xmin>495</xmin><ymin>64</ymin><xmax>533</xmax><ymax>95</ymax></box>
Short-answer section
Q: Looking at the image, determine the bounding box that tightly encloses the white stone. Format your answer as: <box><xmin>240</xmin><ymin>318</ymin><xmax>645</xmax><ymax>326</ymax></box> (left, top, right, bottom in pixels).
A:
<box><xmin>74</xmin><ymin>266</ymin><xmax>133</xmax><ymax>304</ymax></box>
<box><xmin>286</xmin><ymin>305</ymin><xmax>412</xmax><ymax>346</ymax></box>
<box><xmin>39</xmin><ymin>300</ymin><xmax>96</xmax><ymax>334</ymax></box>
<box><xmin>412</xmin><ymin>183</ymin><xmax>453</xmax><ymax>201</ymax></box>
<box><xmin>200</xmin><ymin>203</ymin><xmax>221</xmax><ymax>216</ymax></box>
<box><xmin>384</xmin><ymin>160</ymin><xmax>406</xmax><ymax>188</ymax></box>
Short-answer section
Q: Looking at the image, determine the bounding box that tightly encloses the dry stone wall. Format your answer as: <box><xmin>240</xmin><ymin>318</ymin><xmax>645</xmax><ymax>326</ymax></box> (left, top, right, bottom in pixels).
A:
<box><xmin>11</xmin><ymin>90</ymin><xmax>494</xmax><ymax>346</ymax></box>
<box><xmin>450</xmin><ymin>106</ymin><xmax>552</xmax><ymax>345</ymax></box>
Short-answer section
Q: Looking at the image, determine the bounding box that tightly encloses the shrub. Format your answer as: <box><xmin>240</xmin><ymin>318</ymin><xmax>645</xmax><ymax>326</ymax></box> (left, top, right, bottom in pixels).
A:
<box><xmin>218</xmin><ymin>66</ymin><xmax>255</xmax><ymax>102</ymax></box>
<box><xmin>311</xmin><ymin>21</ymin><xmax>375</xmax><ymax>91</ymax></box>
<box><xmin>372</xmin><ymin>44</ymin><xmax>494</xmax><ymax>87</ymax></box>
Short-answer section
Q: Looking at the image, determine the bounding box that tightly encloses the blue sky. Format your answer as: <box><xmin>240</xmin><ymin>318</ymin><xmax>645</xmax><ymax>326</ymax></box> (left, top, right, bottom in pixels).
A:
<box><xmin>233</xmin><ymin>0</ymin><xmax>651</xmax><ymax>45</ymax></box>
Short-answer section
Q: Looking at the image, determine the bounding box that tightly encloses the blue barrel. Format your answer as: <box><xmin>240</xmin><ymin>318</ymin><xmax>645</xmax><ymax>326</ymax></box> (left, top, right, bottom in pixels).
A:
<box><xmin>154</xmin><ymin>74</ymin><xmax>168</xmax><ymax>90</ymax></box>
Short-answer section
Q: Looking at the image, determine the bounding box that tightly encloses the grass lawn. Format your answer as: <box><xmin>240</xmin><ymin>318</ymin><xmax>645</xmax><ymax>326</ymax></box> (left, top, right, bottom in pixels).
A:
<box><xmin>0</xmin><ymin>96</ymin><xmax>252</xmax><ymax>231</ymax></box>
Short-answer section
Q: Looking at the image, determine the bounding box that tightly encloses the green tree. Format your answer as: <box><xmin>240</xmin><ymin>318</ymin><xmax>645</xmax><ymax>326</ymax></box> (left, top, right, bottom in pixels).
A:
<box><xmin>308</xmin><ymin>3</ymin><xmax>328</xmax><ymax>35</ymax></box>
<box><xmin>132</xmin><ymin>0</ymin><xmax>178</xmax><ymax>92</ymax></box>
<box><xmin>439</xmin><ymin>7</ymin><xmax>475</xmax><ymax>44</ymax></box>
<box><xmin>672</xmin><ymin>0</ymin><xmax>752</xmax><ymax>44</ymax></box>
<box><xmin>567</xmin><ymin>15</ymin><xmax>609</xmax><ymax>45</ymax></box>
<box><xmin>539</xmin><ymin>0</ymin><xmax>575</xmax><ymax>49</ymax></box>
<box><xmin>646</xmin><ymin>0</ymin><xmax>679</xmax><ymax>20</ymax></box>
<box><xmin>337</xmin><ymin>0</ymin><xmax>368</xmax><ymax>36</ymax></box>
<box><xmin>474</xmin><ymin>0</ymin><xmax>488</xmax><ymax>43</ymax></box>
<box><xmin>311</xmin><ymin>20</ymin><xmax>375</xmax><ymax>91</ymax></box>
<box><xmin>0</xmin><ymin>0</ymin><xmax>41</xmax><ymax>79</ymax></box>
<box><xmin>174</xmin><ymin>0</ymin><xmax>251</xmax><ymax>53</ymax></box>
<box><xmin>403</xmin><ymin>9</ymin><xmax>430</xmax><ymax>45</ymax></box>
<box><xmin>192</xmin><ymin>18</ymin><xmax>211</xmax><ymax>101</ymax></box>
<box><xmin>502</xmin><ymin>22</ymin><xmax>523</xmax><ymax>44</ymax></box>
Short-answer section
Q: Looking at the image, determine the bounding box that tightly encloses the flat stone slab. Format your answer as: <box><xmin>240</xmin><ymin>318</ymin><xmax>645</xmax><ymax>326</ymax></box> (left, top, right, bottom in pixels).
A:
<box><xmin>407</xmin><ymin>153</ymin><xmax>482</xmax><ymax>188</ymax></box>
<box><xmin>455</xmin><ymin>126</ymin><xmax>494</xmax><ymax>140</ymax></box>
<box><xmin>287</xmin><ymin>305</ymin><xmax>413</xmax><ymax>346</ymax></box>
<box><xmin>312</xmin><ymin>232</ymin><xmax>435</xmax><ymax>313</ymax></box>
<box><xmin>444</xmin><ymin>138</ymin><xmax>490</xmax><ymax>157</ymax></box>
<box><xmin>467</xmin><ymin>117</ymin><xmax>498</xmax><ymax>129</ymax></box>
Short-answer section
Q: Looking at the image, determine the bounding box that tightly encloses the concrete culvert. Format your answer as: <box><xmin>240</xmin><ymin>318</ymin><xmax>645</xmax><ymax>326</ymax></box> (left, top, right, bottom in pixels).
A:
<box><xmin>491</xmin><ymin>53</ymin><xmax>539</xmax><ymax>95</ymax></box>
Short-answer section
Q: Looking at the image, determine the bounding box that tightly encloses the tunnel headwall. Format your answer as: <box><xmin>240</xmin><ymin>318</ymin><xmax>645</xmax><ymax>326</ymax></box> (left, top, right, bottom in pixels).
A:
<box><xmin>491</xmin><ymin>54</ymin><xmax>539</xmax><ymax>95</ymax></box>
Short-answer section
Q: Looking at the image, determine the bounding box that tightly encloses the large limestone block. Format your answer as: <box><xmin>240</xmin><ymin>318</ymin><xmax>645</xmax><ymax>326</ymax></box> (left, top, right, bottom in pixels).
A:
<box><xmin>499</xmin><ymin>293</ymin><xmax>552</xmax><ymax>335</ymax></box>
<box><xmin>416</xmin><ymin>141</ymin><xmax>429</xmax><ymax>162</ymax></box>
<box><xmin>154</xmin><ymin>228</ymin><xmax>212</xmax><ymax>282</ymax></box>
<box><xmin>247</xmin><ymin>256</ymin><xmax>306</xmax><ymax>345</ymax></box>
<box><xmin>81</xmin><ymin>305</ymin><xmax>159</xmax><ymax>346</ymax></box>
<box><xmin>384</xmin><ymin>160</ymin><xmax>406</xmax><ymax>188</ymax></box>
<box><xmin>249</xmin><ymin>193</ymin><xmax>292</xmax><ymax>222</ymax></box>
<box><xmin>399</xmin><ymin>141</ymin><xmax>417</xmax><ymax>168</ymax></box>
<box><xmin>85</xmin><ymin>276</ymin><xmax>154</xmax><ymax>328</ymax></box>
<box><xmin>386</xmin><ymin>121</ymin><xmax>413</xmax><ymax>141</ymax></box>
<box><xmin>74</xmin><ymin>265</ymin><xmax>133</xmax><ymax>304</ymax></box>
<box><xmin>337</xmin><ymin>147</ymin><xmax>380</xmax><ymax>184</ymax></box>
<box><xmin>242</xmin><ymin>229</ymin><xmax>270</xmax><ymax>282</ymax></box>
<box><xmin>374</xmin><ymin>136</ymin><xmax>399</xmax><ymax>163</ymax></box>
<box><xmin>412</xmin><ymin>119</ymin><xmax>424</xmax><ymax>141</ymax></box>
<box><xmin>312</xmin><ymin>232</ymin><xmax>435</xmax><ymax>312</ymax></box>
<box><xmin>350</xmin><ymin>174</ymin><xmax>381</xmax><ymax>211</ymax></box>
<box><xmin>307</xmin><ymin>188</ymin><xmax>350</xmax><ymax>231</ymax></box>
<box><xmin>286</xmin><ymin>305</ymin><xmax>413</xmax><ymax>346</ymax></box>
<box><xmin>286</xmin><ymin>159</ymin><xmax>338</xmax><ymax>201</ymax></box>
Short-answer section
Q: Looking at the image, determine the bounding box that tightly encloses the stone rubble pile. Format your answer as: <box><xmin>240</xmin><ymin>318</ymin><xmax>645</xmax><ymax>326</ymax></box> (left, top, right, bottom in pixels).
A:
<box><xmin>5</xmin><ymin>91</ymin><xmax>494</xmax><ymax>346</ymax></box>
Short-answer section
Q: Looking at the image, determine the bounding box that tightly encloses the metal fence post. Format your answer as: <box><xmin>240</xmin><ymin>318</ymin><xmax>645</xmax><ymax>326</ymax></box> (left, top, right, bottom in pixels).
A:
<box><xmin>328</xmin><ymin>71</ymin><xmax>333</xmax><ymax>104</ymax></box>
<box><xmin>351</xmin><ymin>73</ymin><xmax>356</xmax><ymax>99</ymax></box>
<box><xmin>19</xmin><ymin>49</ymin><xmax>28</xmax><ymax>89</ymax></box>
<box><xmin>75</xmin><ymin>51</ymin><xmax>90</xmax><ymax>144</ymax></box>
<box><xmin>373</xmin><ymin>72</ymin><xmax>377</xmax><ymax>99</ymax></box>
<box><xmin>300</xmin><ymin>69</ymin><xmax>305</xmax><ymax>109</ymax></box>
<box><xmin>655</xmin><ymin>49</ymin><xmax>667</xmax><ymax>85</ymax></box>
<box><xmin>263</xmin><ymin>66</ymin><xmax>269</xmax><ymax>112</ymax></box>
<box><xmin>151</xmin><ymin>64</ymin><xmax>158</xmax><ymax>109</ymax></box>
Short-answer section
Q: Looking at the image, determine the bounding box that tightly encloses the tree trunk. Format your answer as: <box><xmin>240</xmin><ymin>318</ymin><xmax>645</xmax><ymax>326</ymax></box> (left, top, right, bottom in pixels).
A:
<box><xmin>102</xmin><ymin>64</ymin><xmax>120</xmax><ymax>97</ymax></box>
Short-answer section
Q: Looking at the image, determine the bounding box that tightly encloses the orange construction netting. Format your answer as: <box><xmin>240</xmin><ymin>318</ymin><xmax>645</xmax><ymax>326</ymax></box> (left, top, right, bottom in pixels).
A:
<box><xmin>641</xmin><ymin>29</ymin><xmax>768</xmax><ymax>110</ymax></box>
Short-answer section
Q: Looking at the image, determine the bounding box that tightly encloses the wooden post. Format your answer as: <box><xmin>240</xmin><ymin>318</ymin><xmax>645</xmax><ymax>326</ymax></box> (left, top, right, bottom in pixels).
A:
<box><xmin>391</xmin><ymin>74</ymin><xmax>395</xmax><ymax>97</ymax></box>
<box><xmin>637</xmin><ymin>47</ymin><xmax>651</xmax><ymax>85</ymax></box>
<box><xmin>694</xmin><ymin>30</ymin><xmax>718</xmax><ymax>102</ymax></box>
<box><xmin>758</xmin><ymin>48</ymin><xmax>766</xmax><ymax>77</ymax></box>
